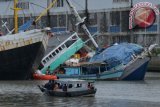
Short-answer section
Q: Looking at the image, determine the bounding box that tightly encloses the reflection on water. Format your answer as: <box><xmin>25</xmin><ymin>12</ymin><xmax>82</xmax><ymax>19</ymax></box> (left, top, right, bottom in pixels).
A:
<box><xmin>0</xmin><ymin>72</ymin><xmax>160</xmax><ymax>107</ymax></box>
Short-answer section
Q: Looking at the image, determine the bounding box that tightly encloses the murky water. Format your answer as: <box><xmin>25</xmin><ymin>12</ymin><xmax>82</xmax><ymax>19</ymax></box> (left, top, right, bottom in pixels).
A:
<box><xmin>0</xmin><ymin>72</ymin><xmax>160</xmax><ymax>107</ymax></box>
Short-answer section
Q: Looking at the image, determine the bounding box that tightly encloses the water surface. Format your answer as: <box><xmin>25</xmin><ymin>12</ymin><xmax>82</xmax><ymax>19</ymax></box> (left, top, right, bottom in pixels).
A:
<box><xmin>0</xmin><ymin>72</ymin><xmax>160</xmax><ymax>107</ymax></box>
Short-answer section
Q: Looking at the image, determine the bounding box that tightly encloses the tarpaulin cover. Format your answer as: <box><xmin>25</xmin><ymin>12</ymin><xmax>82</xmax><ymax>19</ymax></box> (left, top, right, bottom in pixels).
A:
<box><xmin>18</xmin><ymin>19</ymin><xmax>34</xmax><ymax>32</ymax></box>
<box><xmin>89</xmin><ymin>43</ymin><xmax>143</xmax><ymax>68</ymax></box>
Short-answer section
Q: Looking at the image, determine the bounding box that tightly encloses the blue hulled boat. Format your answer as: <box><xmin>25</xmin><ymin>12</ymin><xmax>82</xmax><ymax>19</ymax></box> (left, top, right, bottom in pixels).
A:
<box><xmin>56</xmin><ymin>43</ymin><xmax>155</xmax><ymax>80</ymax></box>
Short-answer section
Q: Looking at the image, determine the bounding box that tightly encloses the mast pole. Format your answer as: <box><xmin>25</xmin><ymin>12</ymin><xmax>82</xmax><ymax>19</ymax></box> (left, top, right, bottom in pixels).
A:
<box><xmin>85</xmin><ymin>0</ymin><xmax>89</xmax><ymax>25</ymax></box>
<box><xmin>14</xmin><ymin>0</ymin><xmax>18</xmax><ymax>34</ymax></box>
<box><xmin>47</xmin><ymin>0</ymin><xmax>51</xmax><ymax>27</ymax></box>
<box><xmin>66</xmin><ymin>0</ymin><xmax>99</xmax><ymax>49</ymax></box>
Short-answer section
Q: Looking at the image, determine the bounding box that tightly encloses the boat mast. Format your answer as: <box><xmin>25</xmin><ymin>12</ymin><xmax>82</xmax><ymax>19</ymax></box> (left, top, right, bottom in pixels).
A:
<box><xmin>66</xmin><ymin>0</ymin><xmax>99</xmax><ymax>49</ymax></box>
<box><xmin>85</xmin><ymin>0</ymin><xmax>89</xmax><ymax>26</ymax></box>
<box><xmin>14</xmin><ymin>0</ymin><xmax>19</xmax><ymax>33</ymax></box>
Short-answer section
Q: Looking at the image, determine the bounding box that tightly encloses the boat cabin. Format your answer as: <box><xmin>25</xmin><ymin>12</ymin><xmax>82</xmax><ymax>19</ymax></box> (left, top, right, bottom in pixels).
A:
<box><xmin>44</xmin><ymin>79</ymin><xmax>95</xmax><ymax>91</ymax></box>
<box><xmin>38</xmin><ymin>79</ymin><xmax>97</xmax><ymax>97</ymax></box>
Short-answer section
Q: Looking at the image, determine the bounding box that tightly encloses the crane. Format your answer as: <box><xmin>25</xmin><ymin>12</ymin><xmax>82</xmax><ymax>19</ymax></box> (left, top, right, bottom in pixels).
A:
<box><xmin>32</xmin><ymin>0</ymin><xmax>58</xmax><ymax>25</ymax></box>
<box><xmin>17</xmin><ymin>0</ymin><xmax>58</xmax><ymax>32</ymax></box>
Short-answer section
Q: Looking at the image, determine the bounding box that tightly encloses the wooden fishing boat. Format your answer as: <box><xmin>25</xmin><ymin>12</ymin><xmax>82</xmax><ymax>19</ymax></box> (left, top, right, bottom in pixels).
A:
<box><xmin>38</xmin><ymin>0</ymin><xmax>157</xmax><ymax>81</ymax></box>
<box><xmin>38</xmin><ymin>79</ymin><xmax>97</xmax><ymax>97</ymax></box>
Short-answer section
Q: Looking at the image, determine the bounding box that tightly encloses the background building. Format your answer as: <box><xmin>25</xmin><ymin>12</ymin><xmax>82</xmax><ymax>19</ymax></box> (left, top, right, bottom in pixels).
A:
<box><xmin>0</xmin><ymin>0</ymin><xmax>160</xmax><ymax>48</ymax></box>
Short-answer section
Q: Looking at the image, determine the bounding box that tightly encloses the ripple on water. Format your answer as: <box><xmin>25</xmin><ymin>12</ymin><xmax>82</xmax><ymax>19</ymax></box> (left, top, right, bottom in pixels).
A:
<box><xmin>0</xmin><ymin>72</ymin><xmax>160</xmax><ymax>107</ymax></box>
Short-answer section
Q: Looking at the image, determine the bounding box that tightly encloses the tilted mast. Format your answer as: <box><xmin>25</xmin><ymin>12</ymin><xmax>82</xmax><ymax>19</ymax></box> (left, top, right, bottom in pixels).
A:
<box><xmin>66</xmin><ymin>0</ymin><xmax>99</xmax><ymax>49</ymax></box>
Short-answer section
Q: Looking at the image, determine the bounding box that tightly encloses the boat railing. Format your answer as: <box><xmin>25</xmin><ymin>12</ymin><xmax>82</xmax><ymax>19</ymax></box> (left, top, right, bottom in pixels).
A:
<box><xmin>41</xmin><ymin>32</ymin><xmax>80</xmax><ymax>66</ymax></box>
<box><xmin>0</xmin><ymin>29</ymin><xmax>45</xmax><ymax>41</ymax></box>
<box><xmin>0</xmin><ymin>29</ymin><xmax>48</xmax><ymax>51</ymax></box>
<box><xmin>0</xmin><ymin>32</ymin><xmax>45</xmax><ymax>45</ymax></box>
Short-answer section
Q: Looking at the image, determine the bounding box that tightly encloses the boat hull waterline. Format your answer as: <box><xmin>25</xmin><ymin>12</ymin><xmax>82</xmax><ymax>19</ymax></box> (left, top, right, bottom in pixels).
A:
<box><xmin>38</xmin><ymin>85</ymin><xmax>97</xmax><ymax>97</ymax></box>
<box><xmin>0</xmin><ymin>29</ymin><xmax>48</xmax><ymax>80</ymax></box>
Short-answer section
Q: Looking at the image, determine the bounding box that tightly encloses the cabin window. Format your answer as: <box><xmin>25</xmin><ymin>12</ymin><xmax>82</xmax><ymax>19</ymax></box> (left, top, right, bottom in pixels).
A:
<box><xmin>68</xmin><ymin>84</ymin><xmax>73</xmax><ymax>88</ymax></box>
<box><xmin>61</xmin><ymin>44</ymin><xmax>65</xmax><ymax>49</ymax></box>
<box><xmin>65</xmin><ymin>41</ymin><xmax>74</xmax><ymax>48</ymax></box>
<box><xmin>52</xmin><ymin>52</ymin><xmax>56</xmax><ymax>56</ymax></box>
<box><xmin>43</xmin><ymin>60</ymin><xmax>46</xmax><ymax>64</ymax></box>
<box><xmin>58</xmin><ymin>47</ymin><xmax>62</xmax><ymax>51</ymax></box>
<box><xmin>76</xmin><ymin>83</ymin><xmax>82</xmax><ymax>88</ymax></box>
<box><xmin>55</xmin><ymin>49</ymin><xmax>59</xmax><ymax>54</ymax></box>
<box><xmin>46</xmin><ymin>57</ymin><xmax>49</xmax><ymax>61</ymax></box>
<box><xmin>49</xmin><ymin>55</ymin><xmax>53</xmax><ymax>59</ymax></box>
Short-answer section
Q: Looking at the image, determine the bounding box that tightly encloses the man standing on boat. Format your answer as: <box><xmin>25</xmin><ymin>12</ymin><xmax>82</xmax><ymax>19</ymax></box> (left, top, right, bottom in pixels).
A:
<box><xmin>63</xmin><ymin>84</ymin><xmax>67</xmax><ymax>92</ymax></box>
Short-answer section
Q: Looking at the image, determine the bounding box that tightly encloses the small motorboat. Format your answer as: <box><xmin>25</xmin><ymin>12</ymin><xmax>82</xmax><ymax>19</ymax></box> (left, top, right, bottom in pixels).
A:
<box><xmin>38</xmin><ymin>79</ymin><xmax>97</xmax><ymax>97</ymax></box>
<box><xmin>33</xmin><ymin>73</ymin><xmax>57</xmax><ymax>80</ymax></box>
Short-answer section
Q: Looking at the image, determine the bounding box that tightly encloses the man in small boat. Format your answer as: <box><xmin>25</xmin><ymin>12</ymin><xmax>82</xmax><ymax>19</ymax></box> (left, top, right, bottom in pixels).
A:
<box><xmin>62</xmin><ymin>84</ymin><xmax>67</xmax><ymax>92</ymax></box>
<box><xmin>88</xmin><ymin>82</ymin><xmax>94</xmax><ymax>90</ymax></box>
<box><xmin>88</xmin><ymin>82</ymin><xmax>91</xmax><ymax>89</ymax></box>
<box><xmin>53</xmin><ymin>82</ymin><xmax>59</xmax><ymax>90</ymax></box>
<box><xmin>44</xmin><ymin>80</ymin><xmax>54</xmax><ymax>90</ymax></box>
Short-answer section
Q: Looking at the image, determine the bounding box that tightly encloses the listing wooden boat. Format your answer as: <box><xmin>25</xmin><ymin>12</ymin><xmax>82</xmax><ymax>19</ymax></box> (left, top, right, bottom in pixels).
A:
<box><xmin>55</xmin><ymin>43</ymin><xmax>157</xmax><ymax>80</ymax></box>
<box><xmin>33</xmin><ymin>73</ymin><xmax>57</xmax><ymax>80</ymax></box>
<box><xmin>38</xmin><ymin>79</ymin><xmax>97</xmax><ymax>97</ymax></box>
<box><xmin>38</xmin><ymin>0</ymin><xmax>157</xmax><ymax>81</ymax></box>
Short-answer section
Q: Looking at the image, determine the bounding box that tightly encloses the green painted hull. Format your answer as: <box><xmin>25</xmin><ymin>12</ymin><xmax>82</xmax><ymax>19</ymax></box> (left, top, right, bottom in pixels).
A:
<box><xmin>41</xmin><ymin>39</ymin><xmax>84</xmax><ymax>74</ymax></box>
